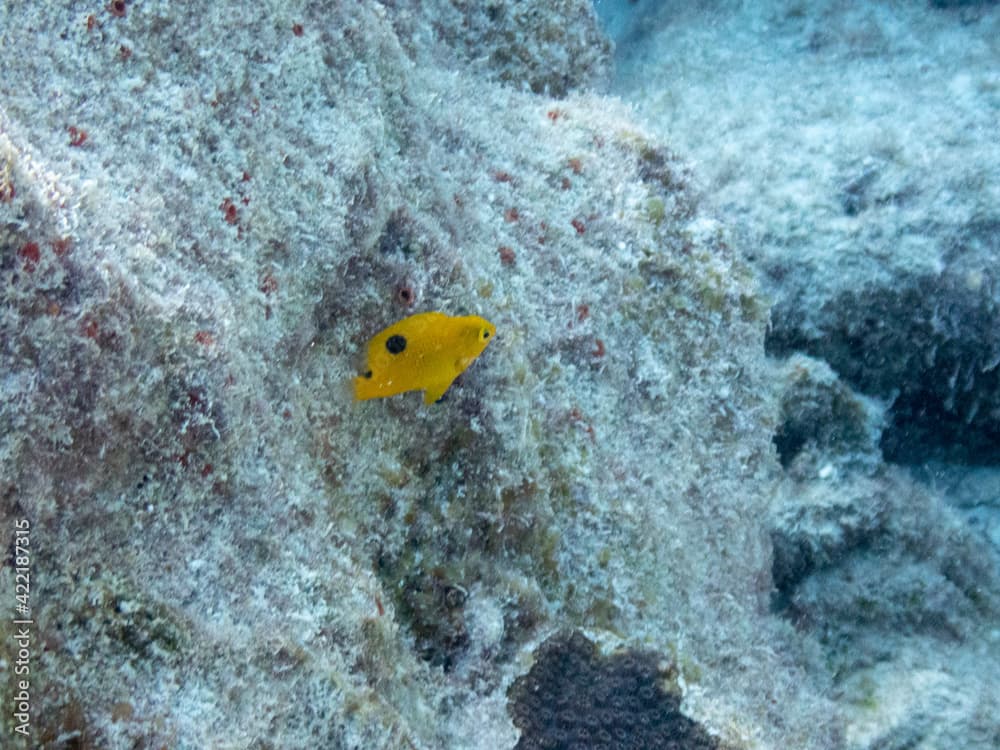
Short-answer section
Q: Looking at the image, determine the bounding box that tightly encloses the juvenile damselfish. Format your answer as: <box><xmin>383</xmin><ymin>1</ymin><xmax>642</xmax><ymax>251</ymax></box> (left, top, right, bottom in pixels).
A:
<box><xmin>354</xmin><ymin>312</ymin><xmax>496</xmax><ymax>404</ymax></box>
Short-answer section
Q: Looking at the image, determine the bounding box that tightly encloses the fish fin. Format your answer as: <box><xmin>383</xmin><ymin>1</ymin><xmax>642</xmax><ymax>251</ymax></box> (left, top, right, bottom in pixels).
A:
<box><xmin>353</xmin><ymin>372</ymin><xmax>376</xmax><ymax>401</ymax></box>
<box><xmin>352</xmin><ymin>376</ymin><xmax>367</xmax><ymax>401</ymax></box>
<box><xmin>423</xmin><ymin>378</ymin><xmax>456</xmax><ymax>404</ymax></box>
<box><xmin>347</xmin><ymin>376</ymin><xmax>365</xmax><ymax>402</ymax></box>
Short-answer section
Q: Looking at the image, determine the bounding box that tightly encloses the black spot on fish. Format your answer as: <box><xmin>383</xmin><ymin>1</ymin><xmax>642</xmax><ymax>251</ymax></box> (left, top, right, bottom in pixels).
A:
<box><xmin>362</xmin><ymin>370</ymin><xmax>373</xmax><ymax>379</ymax></box>
<box><xmin>386</xmin><ymin>335</ymin><xmax>407</xmax><ymax>354</ymax></box>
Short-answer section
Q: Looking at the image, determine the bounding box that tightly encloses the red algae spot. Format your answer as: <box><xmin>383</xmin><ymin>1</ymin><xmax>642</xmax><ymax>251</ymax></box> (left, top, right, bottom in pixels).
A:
<box><xmin>592</xmin><ymin>338</ymin><xmax>606</xmax><ymax>359</ymax></box>
<box><xmin>561</xmin><ymin>177</ymin><xmax>572</xmax><ymax>190</ymax></box>
<box><xmin>292</xmin><ymin>23</ymin><xmax>304</xmax><ymax>36</ymax></box>
<box><xmin>492</xmin><ymin>170</ymin><xmax>513</xmax><ymax>183</ymax></box>
<box><xmin>194</xmin><ymin>330</ymin><xmax>215</xmax><ymax>346</ymax></box>
<box><xmin>119</xmin><ymin>45</ymin><xmax>132</xmax><ymax>61</ymax></box>
<box><xmin>571</xmin><ymin>218</ymin><xmax>586</xmax><ymax>235</ymax></box>
<box><xmin>259</xmin><ymin>272</ymin><xmax>278</xmax><ymax>295</ymax></box>
<box><xmin>504</xmin><ymin>207</ymin><xmax>519</xmax><ymax>223</ymax></box>
<box><xmin>108</xmin><ymin>0</ymin><xmax>126</xmax><ymax>19</ymax></box>
<box><xmin>567</xmin><ymin>157</ymin><xmax>583</xmax><ymax>175</ymax></box>
<box><xmin>86</xmin><ymin>14</ymin><xmax>98</xmax><ymax>31</ymax></box>
<box><xmin>17</xmin><ymin>242</ymin><xmax>40</xmax><ymax>272</ymax></box>
<box><xmin>394</xmin><ymin>281</ymin><xmax>416</xmax><ymax>307</ymax></box>
<box><xmin>81</xmin><ymin>317</ymin><xmax>100</xmax><ymax>340</ymax></box>
<box><xmin>51</xmin><ymin>237</ymin><xmax>73</xmax><ymax>257</ymax></box>
<box><xmin>67</xmin><ymin>126</ymin><xmax>88</xmax><ymax>147</ymax></box>
<box><xmin>547</xmin><ymin>109</ymin><xmax>564</xmax><ymax>122</ymax></box>
<box><xmin>576</xmin><ymin>303</ymin><xmax>590</xmax><ymax>322</ymax></box>
<box><xmin>537</xmin><ymin>221</ymin><xmax>549</xmax><ymax>245</ymax></box>
<box><xmin>219</xmin><ymin>198</ymin><xmax>239</xmax><ymax>225</ymax></box>
<box><xmin>567</xmin><ymin>407</ymin><xmax>597</xmax><ymax>442</ymax></box>
<box><xmin>498</xmin><ymin>246</ymin><xmax>516</xmax><ymax>266</ymax></box>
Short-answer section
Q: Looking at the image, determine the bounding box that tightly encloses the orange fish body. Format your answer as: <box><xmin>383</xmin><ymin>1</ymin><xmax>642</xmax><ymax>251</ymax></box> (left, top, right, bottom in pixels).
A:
<box><xmin>354</xmin><ymin>312</ymin><xmax>496</xmax><ymax>404</ymax></box>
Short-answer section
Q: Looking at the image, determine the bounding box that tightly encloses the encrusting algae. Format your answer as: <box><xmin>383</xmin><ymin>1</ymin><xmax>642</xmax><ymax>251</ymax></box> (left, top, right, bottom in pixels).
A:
<box><xmin>354</xmin><ymin>312</ymin><xmax>496</xmax><ymax>404</ymax></box>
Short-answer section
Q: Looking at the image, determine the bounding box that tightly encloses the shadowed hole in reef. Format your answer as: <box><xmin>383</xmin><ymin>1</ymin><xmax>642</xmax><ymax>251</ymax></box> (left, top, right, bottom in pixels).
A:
<box><xmin>880</xmin><ymin>386</ymin><xmax>1000</xmax><ymax>465</ymax></box>
<box><xmin>766</xmin><ymin>273</ymin><xmax>1000</xmax><ymax>467</ymax></box>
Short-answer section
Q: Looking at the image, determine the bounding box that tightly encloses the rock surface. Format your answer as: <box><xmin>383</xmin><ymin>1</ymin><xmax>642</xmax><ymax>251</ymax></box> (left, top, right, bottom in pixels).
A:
<box><xmin>613</xmin><ymin>2</ymin><xmax>1000</xmax><ymax>748</ymax></box>
<box><xmin>5</xmin><ymin>2</ymin><xmax>999</xmax><ymax>749</ymax></box>
<box><xmin>617</xmin><ymin>0</ymin><xmax>1000</xmax><ymax>467</ymax></box>
<box><xmin>0</xmin><ymin>1</ymin><xmax>827</xmax><ymax>748</ymax></box>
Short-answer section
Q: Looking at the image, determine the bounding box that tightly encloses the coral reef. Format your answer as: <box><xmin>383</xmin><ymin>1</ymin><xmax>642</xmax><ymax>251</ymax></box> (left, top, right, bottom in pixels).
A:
<box><xmin>768</xmin><ymin>269</ymin><xmax>1000</xmax><ymax>466</ymax></box>
<box><xmin>616</xmin><ymin>1</ymin><xmax>1000</xmax><ymax>468</ymax></box>
<box><xmin>772</xmin><ymin>354</ymin><xmax>884</xmax><ymax>476</ymax></box>
<box><xmin>0</xmin><ymin>1</ymin><xmax>816</xmax><ymax>748</ymax></box>
<box><xmin>611</xmin><ymin>2</ymin><xmax>1000</xmax><ymax>747</ymax></box>
<box><xmin>387</xmin><ymin>0</ymin><xmax>612</xmax><ymax>96</ymax></box>
<box><xmin>768</xmin><ymin>470</ymin><xmax>1000</xmax><ymax>748</ymax></box>
<box><xmin>508</xmin><ymin>631</ymin><xmax>721</xmax><ymax>750</ymax></box>
<box><xmin>5</xmin><ymin>1</ymin><xmax>996</xmax><ymax>748</ymax></box>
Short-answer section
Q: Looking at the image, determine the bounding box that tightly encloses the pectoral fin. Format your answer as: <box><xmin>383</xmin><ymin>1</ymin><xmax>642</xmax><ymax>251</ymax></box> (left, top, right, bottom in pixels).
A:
<box><xmin>423</xmin><ymin>377</ymin><xmax>457</xmax><ymax>404</ymax></box>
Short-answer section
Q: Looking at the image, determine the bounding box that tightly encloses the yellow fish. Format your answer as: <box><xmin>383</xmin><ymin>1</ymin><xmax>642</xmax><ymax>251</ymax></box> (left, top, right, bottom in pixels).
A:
<box><xmin>354</xmin><ymin>312</ymin><xmax>496</xmax><ymax>404</ymax></box>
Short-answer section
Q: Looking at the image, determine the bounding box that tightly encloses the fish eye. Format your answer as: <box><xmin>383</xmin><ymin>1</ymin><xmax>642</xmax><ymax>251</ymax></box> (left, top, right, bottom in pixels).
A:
<box><xmin>482</xmin><ymin>329</ymin><xmax>490</xmax><ymax>339</ymax></box>
<box><xmin>385</xmin><ymin>334</ymin><xmax>407</xmax><ymax>354</ymax></box>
